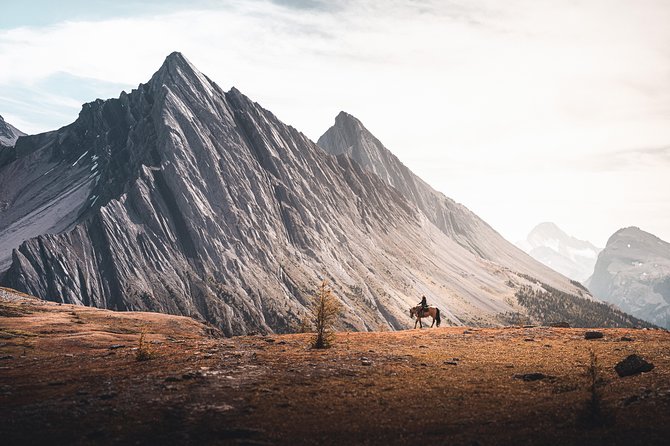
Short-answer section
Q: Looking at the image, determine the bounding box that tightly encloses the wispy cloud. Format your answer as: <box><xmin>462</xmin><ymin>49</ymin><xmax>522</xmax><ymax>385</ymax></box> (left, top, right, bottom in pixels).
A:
<box><xmin>0</xmin><ymin>0</ymin><xmax>669</xmax><ymax>244</ymax></box>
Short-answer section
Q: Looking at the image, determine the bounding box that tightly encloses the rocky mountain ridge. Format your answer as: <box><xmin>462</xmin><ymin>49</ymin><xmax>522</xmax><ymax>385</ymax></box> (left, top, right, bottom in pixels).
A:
<box><xmin>587</xmin><ymin>227</ymin><xmax>670</xmax><ymax>328</ymax></box>
<box><xmin>0</xmin><ymin>114</ymin><xmax>25</xmax><ymax>147</ymax></box>
<box><xmin>0</xmin><ymin>52</ymin><xmax>632</xmax><ymax>334</ymax></box>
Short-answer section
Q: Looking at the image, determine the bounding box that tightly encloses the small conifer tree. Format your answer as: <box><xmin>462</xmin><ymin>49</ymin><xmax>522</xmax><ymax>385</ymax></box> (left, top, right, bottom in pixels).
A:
<box><xmin>311</xmin><ymin>280</ymin><xmax>341</xmax><ymax>349</ymax></box>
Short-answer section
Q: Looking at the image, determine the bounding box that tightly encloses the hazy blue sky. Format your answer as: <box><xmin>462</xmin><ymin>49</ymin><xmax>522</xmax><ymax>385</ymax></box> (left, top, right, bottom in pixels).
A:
<box><xmin>1</xmin><ymin>0</ymin><xmax>669</xmax><ymax>246</ymax></box>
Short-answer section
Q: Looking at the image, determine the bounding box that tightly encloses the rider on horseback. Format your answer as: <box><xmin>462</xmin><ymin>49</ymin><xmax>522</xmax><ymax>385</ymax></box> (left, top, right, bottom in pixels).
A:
<box><xmin>418</xmin><ymin>295</ymin><xmax>428</xmax><ymax>317</ymax></box>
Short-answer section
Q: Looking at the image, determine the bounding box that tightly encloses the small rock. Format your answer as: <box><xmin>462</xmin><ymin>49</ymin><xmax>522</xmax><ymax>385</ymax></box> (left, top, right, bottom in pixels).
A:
<box><xmin>584</xmin><ymin>331</ymin><xmax>604</xmax><ymax>340</ymax></box>
<box><xmin>524</xmin><ymin>338</ymin><xmax>534</xmax><ymax>342</ymax></box>
<box><xmin>514</xmin><ymin>373</ymin><xmax>548</xmax><ymax>381</ymax></box>
<box><xmin>164</xmin><ymin>376</ymin><xmax>182</xmax><ymax>382</ymax></box>
<box><xmin>620</xmin><ymin>336</ymin><xmax>634</xmax><ymax>342</ymax></box>
<box><xmin>99</xmin><ymin>392</ymin><xmax>117</xmax><ymax>400</ymax></box>
<box><xmin>444</xmin><ymin>361</ymin><xmax>458</xmax><ymax>366</ymax></box>
<box><xmin>614</xmin><ymin>354</ymin><xmax>654</xmax><ymax>377</ymax></box>
<box><xmin>0</xmin><ymin>355</ymin><xmax>13</xmax><ymax>360</ymax></box>
<box><xmin>549</xmin><ymin>322</ymin><xmax>571</xmax><ymax>328</ymax></box>
<box><xmin>361</xmin><ymin>360</ymin><xmax>373</xmax><ymax>366</ymax></box>
<box><xmin>109</xmin><ymin>344</ymin><xmax>125</xmax><ymax>350</ymax></box>
<box><xmin>264</xmin><ymin>338</ymin><xmax>275</xmax><ymax>343</ymax></box>
<box><xmin>523</xmin><ymin>325</ymin><xmax>536</xmax><ymax>328</ymax></box>
<box><xmin>622</xmin><ymin>395</ymin><xmax>639</xmax><ymax>406</ymax></box>
<box><xmin>277</xmin><ymin>341</ymin><xmax>287</xmax><ymax>345</ymax></box>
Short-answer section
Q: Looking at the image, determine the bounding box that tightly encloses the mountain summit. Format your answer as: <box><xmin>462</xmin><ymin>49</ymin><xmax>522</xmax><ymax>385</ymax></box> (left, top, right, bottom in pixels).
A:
<box><xmin>318</xmin><ymin>112</ymin><xmax>565</xmax><ymax>274</ymax></box>
<box><xmin>517</xmin><ymin>222</ymin><xmax>601</xmax><ymax>282</ymax></box>
<box><xmin>0</xmin><ymin>114</ymin><xmax>25</xmax><ymax>147</ymax></box>
<box><xmin>0</xmin><ymin>53</ymin><xmax>642</xmax><ymax>334</ymax></box>
<box><xmin>588</xmin><ymin>227</ymin><xmax>670</xmax><ymax>328</ymax></box>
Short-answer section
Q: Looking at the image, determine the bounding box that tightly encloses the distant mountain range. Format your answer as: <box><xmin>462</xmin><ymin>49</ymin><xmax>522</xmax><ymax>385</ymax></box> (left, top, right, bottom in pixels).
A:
<box><xmin>0</xmin><ymin>52</ymin><xmax>647</xmax><ymax>334</ymax></box>
<box><xmin>517</xmin><ymin>222</ymin><xmax>601</xmax><ymax>282</ymax></box>
<box><xmin>0</xmin><ymin>114</ymin><xmax>25</xmax><ymax>148</ymax></box>
<box><xmin>587</xmin><ymin>227</ymin><xmax>670</xmax><ymax>328</ymax></box>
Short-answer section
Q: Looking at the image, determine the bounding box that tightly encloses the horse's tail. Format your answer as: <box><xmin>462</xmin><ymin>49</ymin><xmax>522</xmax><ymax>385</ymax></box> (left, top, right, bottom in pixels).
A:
<box><xmin>436</xmin><ymin>308</ymin><xmax>441</xmax><ymax>327</ymax></box>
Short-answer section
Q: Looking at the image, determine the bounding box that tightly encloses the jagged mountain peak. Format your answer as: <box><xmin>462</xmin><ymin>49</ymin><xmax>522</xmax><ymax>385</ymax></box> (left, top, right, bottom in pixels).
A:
<box><xmin>148</xmin><ymin>51</ymin><xmax>221</xmax><ymax>102</ymax></box>
<box><xmin>318</xmin><ymin>113</ymin><xmax>586</xmax><ymax>292</ymax></box>
<box><xmin>154</xmin><ymin>51</ymin><xmax>197</xmax><ymax>77</ymax></box>
<box><xmin>334</xmin><ymin>110</ymin><xmax>363</xmax><ymax>127</ymax></box>
<box><xmin>1</xmin><ymin>52</ymin><xmax>617</xmax><ymax>336</ymax></box>
<box><xmin>0</xmin><ymin>114</ymin><xmax>26</xmax><ymax>147</ymax></box>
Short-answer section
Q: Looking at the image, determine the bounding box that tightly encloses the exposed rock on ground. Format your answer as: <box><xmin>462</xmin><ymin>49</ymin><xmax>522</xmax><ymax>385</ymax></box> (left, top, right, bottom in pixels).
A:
<box><xmin>614</xmin><ymin>354</ymin><xmax>655</xmax><ymax>377</ymax></box>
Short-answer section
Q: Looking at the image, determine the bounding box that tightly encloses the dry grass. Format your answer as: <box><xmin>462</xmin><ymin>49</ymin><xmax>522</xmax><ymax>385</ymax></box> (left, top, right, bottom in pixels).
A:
<box><xmin>1</xmin><ymin>291</ymin><xmax>669</xmax><ymax>446</ymax></box>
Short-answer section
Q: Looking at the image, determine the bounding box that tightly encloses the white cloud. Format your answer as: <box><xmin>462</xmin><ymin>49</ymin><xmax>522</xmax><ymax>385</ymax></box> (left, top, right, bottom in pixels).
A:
<box><xmin>1</xmin><ymin>0</ymin><xmax>669</xmax><ymax>245</ymax></box>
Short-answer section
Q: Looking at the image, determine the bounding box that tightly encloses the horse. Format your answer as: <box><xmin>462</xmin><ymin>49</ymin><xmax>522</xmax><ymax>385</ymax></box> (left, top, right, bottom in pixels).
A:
<box><xmin>410</xmin><ymin>305</ymin><xmax>441</xmax><ymax>328</ymax></box>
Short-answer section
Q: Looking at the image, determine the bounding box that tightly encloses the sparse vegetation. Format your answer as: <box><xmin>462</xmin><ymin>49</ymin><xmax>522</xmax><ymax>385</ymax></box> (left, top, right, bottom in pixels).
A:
<box><xmin>514</xmin><ymin>282</ymin><xmax>655</xmax><ymax>328</ymax></box>
<box><xmin>135</xmin><ymin>330</ymin><xmax>153</xmax><ymax>361</ymax></box>
<box><xmin>570</xmin><ymin>280</ymin><xmax>590</xmax><ymax>293</ymax></box>
<box><xmin>310</xmin><ymin>280</ymin><xmax>341</xmax><ymax>349</ymax></box>
<box><xmin>498</xmin><ymin>311</ymin><xmax>532</xmax><ymax>326</ymax></box>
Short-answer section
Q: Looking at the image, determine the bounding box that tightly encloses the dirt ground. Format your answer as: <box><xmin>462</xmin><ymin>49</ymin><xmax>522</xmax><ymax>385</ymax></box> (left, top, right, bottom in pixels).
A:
<box><xmin>1</xmin><ymin>288</ymin><xmax>669</xmax><ymax>446</ymax></box>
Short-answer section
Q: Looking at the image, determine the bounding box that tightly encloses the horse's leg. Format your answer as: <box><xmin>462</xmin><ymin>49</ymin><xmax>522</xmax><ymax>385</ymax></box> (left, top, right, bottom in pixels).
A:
<box><xmin>414</xmin><ymin>318</ymin><xmax>418</xmax><ymax>329</ymax></box>
<box><xmin>431</xmin><ymin>316</ymin><xmax>435</xmax><ymax>328</ymax></box>
<box><xmin>419</xmin><ymin>317</ymin><xmax>423</xmax><ymax>329</ymax></box>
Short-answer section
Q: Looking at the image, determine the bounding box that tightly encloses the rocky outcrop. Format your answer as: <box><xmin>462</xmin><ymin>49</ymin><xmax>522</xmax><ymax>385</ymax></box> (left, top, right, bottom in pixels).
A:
<box><xmin>0</xmin><ymin>53</ymin><xmax>622</xmax><ymax>334</ymax></box>
<box><xmin>0</xmin><ymin>114</ymin><xmax>25</xmax><ymax>147</ymax></box>
<box><xmin>587</xmin><ymin>227</ymin><xmax>670</xmax><ymax>328</ymax></box>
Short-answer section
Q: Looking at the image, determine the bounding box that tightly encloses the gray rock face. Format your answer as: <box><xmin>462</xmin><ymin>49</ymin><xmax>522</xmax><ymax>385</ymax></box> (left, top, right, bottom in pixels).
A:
<box><xmin>0</xmin><ymin>114</ymin><xmax>25</xmax><ymax>147</ymax></box>
<box><xmin>587</xmin><ymin>227</ymin><xmax>670</xmax><ymax>328</ymax></box>
<box><xmin>0</xmin><ymin>115</ymin><xmax>26</xmax><ymax>168</ymax></box>
<box><xmin>317</xmin><ymin>112</ymin><xmax>575</xmax><ymax>289</ymax></box>
<box><xmin>0</xmin><ymin>53</ymin><xmax>625</xmax><ymax>334</ymax></box>
<box><xmin>517</xmin><ymin>222</ymin><xmax>601</xmax><ymax>282</ymax></box>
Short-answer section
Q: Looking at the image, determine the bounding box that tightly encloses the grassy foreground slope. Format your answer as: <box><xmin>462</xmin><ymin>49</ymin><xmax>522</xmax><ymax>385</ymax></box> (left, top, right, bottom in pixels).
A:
<box><xmin>1</xmin><ymin>287</ymin><xmax>669</xmax><ymax>446</ymax></box>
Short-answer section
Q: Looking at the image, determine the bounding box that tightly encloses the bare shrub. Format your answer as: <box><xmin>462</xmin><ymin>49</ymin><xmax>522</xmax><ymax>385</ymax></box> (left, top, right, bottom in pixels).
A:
<box><xmin>135</xmin><ymin>330</ymin><xmax>153</xmax><ymax>361</ymax></box>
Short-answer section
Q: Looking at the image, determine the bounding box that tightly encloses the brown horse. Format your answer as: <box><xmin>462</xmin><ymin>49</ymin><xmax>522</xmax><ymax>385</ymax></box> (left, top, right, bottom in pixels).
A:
<box><xmin>410</xmin><ymin>306</ymin><xmax>441</xmax><ymax>328</ymax></box>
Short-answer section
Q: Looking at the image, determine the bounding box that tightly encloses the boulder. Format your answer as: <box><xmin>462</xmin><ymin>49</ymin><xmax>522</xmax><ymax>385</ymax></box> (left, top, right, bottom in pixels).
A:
<box><xmin>514</xmin><ymin>373</ymin><xmax>548</xmax><ymax>381</ymax></box>
<box><xmin>614</xmin><ymin>354</ymin><xmax>654</xmax><ymax>377</ymax></box>
<box><xmin>584</xmin><ymin>331</ymin><xmax>604</xmax><ymax>340</ymax></box>
<box><xmin>549</xmin><ymin>322</ymin><xmax>571</xmax><ymax>328</ymax></box>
